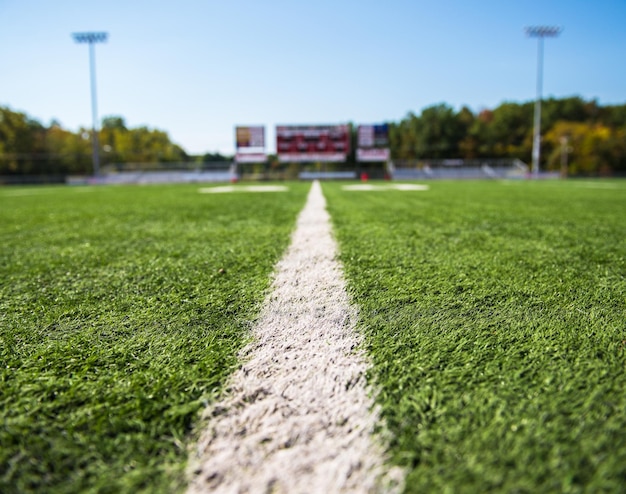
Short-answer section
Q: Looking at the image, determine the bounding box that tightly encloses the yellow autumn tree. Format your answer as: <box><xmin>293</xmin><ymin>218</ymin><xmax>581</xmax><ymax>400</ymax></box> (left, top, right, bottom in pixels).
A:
<box><xmin>544</xmin><ymin>121</ymin><xmax>623</xmax><ymax>176</ymax></box>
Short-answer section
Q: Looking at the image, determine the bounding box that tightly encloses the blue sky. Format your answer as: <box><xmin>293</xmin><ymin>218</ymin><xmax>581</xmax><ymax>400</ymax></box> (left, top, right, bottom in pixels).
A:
<box><xmin>1</xmin><ymin>0</ymin><xmax>625</xmax><ymax>155</ymax></box>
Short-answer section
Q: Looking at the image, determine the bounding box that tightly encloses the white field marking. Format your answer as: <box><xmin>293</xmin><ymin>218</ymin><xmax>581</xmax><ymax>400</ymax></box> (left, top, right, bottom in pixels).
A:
<box><xmin>571</xmin><ymin>181</ymin><xmax>622</xmax><ymax>189</ymax></box>
<box><xmin>1</xmin><ymin>188</ymin><xmax>60</xmax><ymax>197</ymax></box>
<box><xmin>501</xmin><ymin>180</ymin><xmax>622</xmax><ymax>190</ymax></box>
<box><xmin>187</xmin><ymin>180</ymin><xmax>403</xmax><ymax>494</ymax></box>
<box><xmin>199</xmin><ymin>185</ymin><xmax>288</xmax><ymax>193</ymax></box>
<box><xmin>1</xmin><ymin>187</ymin><xmax>95</xmax><ymax>197</ymax></box>
<box><xmin>342</xmin><ymin>183</ymin><xmax>429</xmax><ymax>191</ymax></box>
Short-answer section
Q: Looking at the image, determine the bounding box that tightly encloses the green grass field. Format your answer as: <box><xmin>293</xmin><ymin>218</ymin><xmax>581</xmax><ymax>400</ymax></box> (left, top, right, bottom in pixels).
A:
<box><xmin>0</xmin><ymin>183</ymin><xmax>310</xmax><ymax>493</ymax></box>
<box><xmin>324</xmin><ymin>179</ymin><xmax>626</xmax><ymax>493</ymax></box>
<box><xmin>1</xmin><ymin>179</ymin><xmax>625</xmax><ymax>493</ymax></box>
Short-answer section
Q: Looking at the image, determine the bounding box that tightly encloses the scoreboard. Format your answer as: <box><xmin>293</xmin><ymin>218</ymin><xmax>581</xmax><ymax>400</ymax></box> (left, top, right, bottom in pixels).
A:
<box><xmin>235</xmin><ymin>126</ymin><xmax>266</xmax><ymax>163</ymax></box>
<box><xmin>277</xmin><ymin>125</ymin><xmax>350</xmax><ymax>163</ymax></box>
<box><xmin>357</xmin><ymin>124</ymin><xmax>390</xmax><ymax>162</ymax></box>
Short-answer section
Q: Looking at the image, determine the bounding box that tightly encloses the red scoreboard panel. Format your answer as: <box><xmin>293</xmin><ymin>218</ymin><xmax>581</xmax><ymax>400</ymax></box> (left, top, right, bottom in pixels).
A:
<box><xmin>276</xmin><ymin>125</ymin><xmax>350</xmax><ymax>163</ymax></box>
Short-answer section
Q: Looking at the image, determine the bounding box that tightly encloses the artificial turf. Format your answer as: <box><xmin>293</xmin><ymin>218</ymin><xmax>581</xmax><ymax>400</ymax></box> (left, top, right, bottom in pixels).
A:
<box><xmin>3</xmin><ymin>179</ymin><xmax>625</xmax><ymax>493</ymax></box>
<box><xmin>0</xmin><ymin>183</ymin><xmax>309</xmax><ymax>493</ymax></box>
<box><xmin>323</xmin><ymin>179</ymin><xmax>626</xmax><ymax>493</ymax></box>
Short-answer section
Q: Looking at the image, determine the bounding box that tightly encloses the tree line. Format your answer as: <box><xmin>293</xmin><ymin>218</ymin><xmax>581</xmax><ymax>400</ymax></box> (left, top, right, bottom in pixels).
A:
<box><xmin>388</xmin><ymin>97</ymin><xmax>626</xmax><ymax>175</ymax></box>
<box><xmin>0</xmin><ymin>110</ymin><xmax>228</xmax><ymax>177</ymax></box>
<box><xmin>1</xmin><ymin>96</ymin><xmax>625</xmax><ymax>177</ymax></box>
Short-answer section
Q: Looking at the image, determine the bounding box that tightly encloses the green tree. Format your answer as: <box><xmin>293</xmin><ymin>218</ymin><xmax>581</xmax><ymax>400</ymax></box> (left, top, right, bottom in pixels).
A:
<box><xmin>202</xmin><ymin>152</ymin><xmax>230</xmax><ymax>162</ymax></box>
<box><xmin>100</xmin><ymin>119</ymin><xmax>187</xmax><ymax>166</ymax></box>
<box><xmin>0</xmin><ymin>107</ymin><xmax>50</xmax><ymax>174</ymax></box>
<box><xmin>487</xmin><ymin>101</ymin><xmax>533</xmax><ymax>159</ymax></box>
<box><xmin>101</xmin><ymin>116</ymin><xmax>127</xmax><ymax>130</ymax></box>
<box><xmin>416</xmin><ymin>103</ymin><xmax>462</xmax><ymax>158</ymax></box>
<box><xmin>45</xmin><ymin>124</ymin><xmax>91</xmax><ymax>174</ymax></box>
<box><xmin>456</xmin><ymin>106</ymin><xmax>478</xmax><ymax>159</ymax></box>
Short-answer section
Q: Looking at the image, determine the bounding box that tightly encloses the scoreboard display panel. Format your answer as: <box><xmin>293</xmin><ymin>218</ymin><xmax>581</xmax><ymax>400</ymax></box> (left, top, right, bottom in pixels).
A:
<box><xmin>357</xmin><ymin>123</ymin><xmax>390</xmax><ymax>162</ymax></box>
<box><xmin>357</xmin><ymin>124</ymin><xmax>389</xmax><ymax>148</ymax></box>
<box><xmin>235</xmin><ymin>126</ymin><xmax>266</xmax><ymax>163</ymax></box>
<box><xmin>277</xmin><ymin>125</ymin><xmax>350</xmax><ymax>162</ymax></box>
<box><xmin>236</xmin><ymin>126</ymin><xmax>265</xmax><ymax>149</ymax></box>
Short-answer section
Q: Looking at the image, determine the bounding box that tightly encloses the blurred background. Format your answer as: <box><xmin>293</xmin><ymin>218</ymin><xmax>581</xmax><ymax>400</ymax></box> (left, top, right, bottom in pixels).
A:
<box><xmin>1</xmin><ymin>0</ymin><xmax>625</xmax><ymax>180</ymax></box>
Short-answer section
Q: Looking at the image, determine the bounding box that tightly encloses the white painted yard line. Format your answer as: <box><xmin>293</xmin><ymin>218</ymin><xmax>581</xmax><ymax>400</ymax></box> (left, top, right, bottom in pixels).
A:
<box><xmin>199</xmin><ymin>185</ymin><xmax>288</xmax><ymax>193</ymax></box>
<box><xmin>187</xmin><ymin>180</ymin><xmax>403</xmax><ymax>494</ymax></box>
<box><xmin>342</xmin><ymin>183</ymin><xmax>429</xmax><ymax>191</ymax></box>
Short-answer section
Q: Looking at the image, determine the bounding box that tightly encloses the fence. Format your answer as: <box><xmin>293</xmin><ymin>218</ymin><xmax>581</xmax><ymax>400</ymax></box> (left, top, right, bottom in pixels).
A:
<box><xmin>390</xmin><ymin>159</ymin><xmax>529</xmax><ymax>180</ymax></box>
<box><xmin>85</xmin><ymin>162</ymin><xmax>237</xmax><ymax>185</ymax></box>
<box><xmin>2</xmin><ymin>159</ymin><xmax>532</xmax><ymax>185</ymax></box>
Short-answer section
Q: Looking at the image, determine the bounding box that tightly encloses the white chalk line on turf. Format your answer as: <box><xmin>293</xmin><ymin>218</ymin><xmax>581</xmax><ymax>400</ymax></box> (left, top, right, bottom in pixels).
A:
<box><xmin>187</xmin><ymin>180</ymin><xmax>403</xmax><ymax>493</ymax></box>
<box><xmin>199</xmin><ymin>185</ymin><xmax>288</xmax><ymax>193</ymax></box>
<box><xmin>342</xmin><ymin>183</ymin><xmax>429</xmax><ymax>191</ymax></box>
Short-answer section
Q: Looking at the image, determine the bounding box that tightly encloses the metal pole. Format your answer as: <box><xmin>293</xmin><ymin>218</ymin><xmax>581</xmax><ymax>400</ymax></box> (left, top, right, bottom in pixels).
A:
<box><xmin>73</xmin><ymin>32</ymin><xmax>108</xmax><ymax>177</ymax></box>
<box><xmin>560</xmin><ymin>135</ymin><xmax>569</xmax><ymax>178</ymax></box>
<box><xmin>531</xmin><ymin>36</ymin><xmax>543</xmax><ymax>177</ymax></box>
<box><xmin>525</xmin><ymin>26</ymin><xmax>561</xmax><ymax>178</ymax></box>
<box><xmin>89</xmin><ymin>42</ymin><xmax>101</xmax><ymax>176</ymax></box>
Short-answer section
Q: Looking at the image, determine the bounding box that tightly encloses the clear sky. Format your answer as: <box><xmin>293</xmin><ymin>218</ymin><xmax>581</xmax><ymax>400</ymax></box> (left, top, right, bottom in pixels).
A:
<box><xmin>1</xmin><ymin>0</ymin><xmax>625</xmax><ymax>155</ymax></box>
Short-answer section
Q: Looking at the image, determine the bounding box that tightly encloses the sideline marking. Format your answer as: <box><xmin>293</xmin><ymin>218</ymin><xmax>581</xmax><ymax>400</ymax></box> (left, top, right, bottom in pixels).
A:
<box><xmin>571</xmin><ymin>181</ymin><xmax>621</xmax><ymax>190</ymax></box>
<box><xmin>199</xmin><ymin>185</ymin><xmax>288</xmax><ymax>193</ymax></box>
<box><xmin>187</xmin><ymin>181</ymin><xmax>402</xmax><ymax>493</ymax></box>
<box><xmin>1</xmin><ymin>187</ymin><xmax>94</xmax><ymax>197</ymax></box>
<box><xmin>1</xmin><ymin>188</ymin><xmax>60</xmax><ymax>197</ymax></box>
<box><xmin>501</xmin><ymin>180</ymin><xmax>622</xmax><ymax>190</ymax></box>
<box><xmin>342</xmin><ymin>183</ymin><xmax>429</xmax><ymax>191</ymax></box>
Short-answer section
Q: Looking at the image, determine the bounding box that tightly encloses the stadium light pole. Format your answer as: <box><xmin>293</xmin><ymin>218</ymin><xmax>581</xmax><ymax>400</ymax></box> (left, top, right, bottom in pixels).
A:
<box><xmin>72</xmin><ymin>32</ymin><xmax>108</xmax><ymax>177</ymax></box>
<box><xmin>525</xmin><ymin>26</ymin><xmax>561</xmax><ymax>177</ymax></box>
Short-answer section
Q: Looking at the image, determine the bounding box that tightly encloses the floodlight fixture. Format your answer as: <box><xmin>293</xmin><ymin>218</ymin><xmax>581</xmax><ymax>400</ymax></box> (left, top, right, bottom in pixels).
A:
<box><xmin>525</xmin><ymin>26</ymin><xmax>561</xmax><ymax>177</ymax></box>
<box><xmin>72</xmin><ymin>32</ymin><xmax>108</xmax><ymax>43</ymax></box>
<box><xmin>525</xmin><ymin>26</ymin><xmax>561</xmax><ymax>38</ymax></box>
<box><xmin>72</xmin><ymin>31</ymin><xmax>108</xmax><ymax>177</ymax></box>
